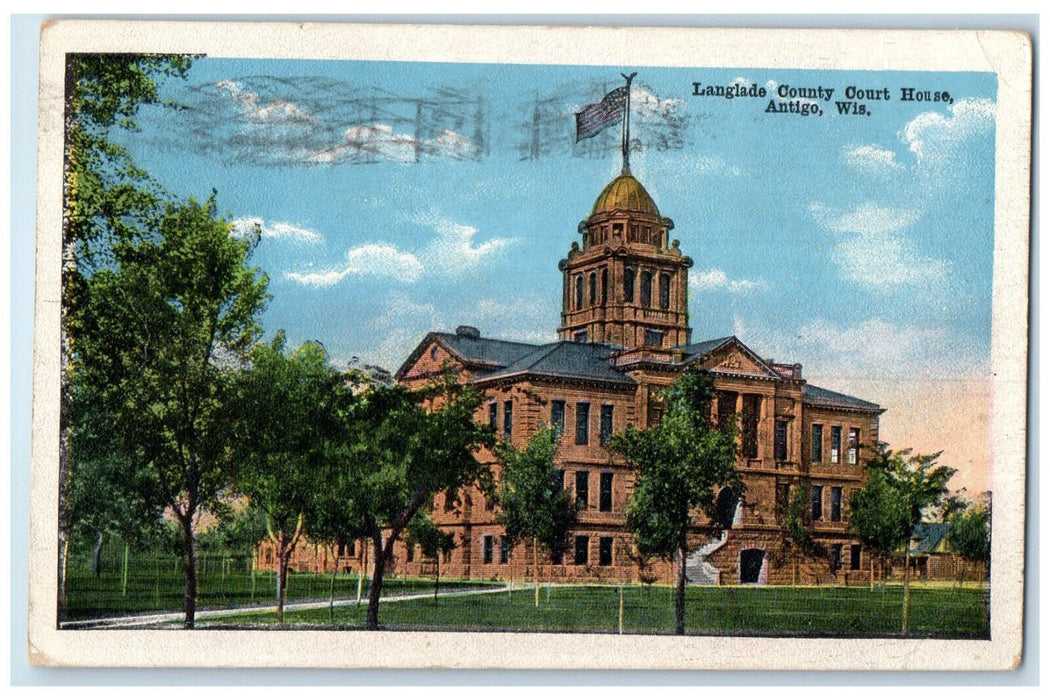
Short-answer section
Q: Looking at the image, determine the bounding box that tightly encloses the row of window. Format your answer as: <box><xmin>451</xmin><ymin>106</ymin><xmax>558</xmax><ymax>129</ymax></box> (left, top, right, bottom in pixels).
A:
<box><xmin>558</xmin><ymin>469</ymin><xmax>615</xmax><ymax>512</ymax></box>
<box><xmin>492</xmin><ymin>399</ymin><xmax>616</xmax><ymax>446</ymax></box>
<box><xmin>716</xmin><ymin>391</ymin><xmax>762</xmax><ymax>460</ymax></box>
<box><xmin>482</xmin><ymin>534</ymin><xmax>616</xmax><ymax>566</ymax></box>
<box><xmin>572</xmin><ymin>267</ymin><xmax>672</xmax><ymax>311</ymax></box>
<box><xmin>810</xmin><ymin>424</ymin><xmax>861</xmax><ymax>465</ymax></box>
<box><xmin>591</xmin><ymin>222</ymin><xmax>659</xmax><ymax>246</ymax></box>
<box><xmin>572</xmin><ymin>328</ymin><xmax>664</xmax><ymax>347</ymax></box>
<box><xmin>776</xmin><ymin>483</ymin><xmax>853</xmax><ymax>523</ymax></box>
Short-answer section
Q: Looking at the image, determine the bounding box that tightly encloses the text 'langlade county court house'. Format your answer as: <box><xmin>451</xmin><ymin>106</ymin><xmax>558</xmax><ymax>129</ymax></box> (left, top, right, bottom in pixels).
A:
<box><xmin>260</xmin><ymin>170</ymin><xmax>885</xmax><ymax>586</ymax></box>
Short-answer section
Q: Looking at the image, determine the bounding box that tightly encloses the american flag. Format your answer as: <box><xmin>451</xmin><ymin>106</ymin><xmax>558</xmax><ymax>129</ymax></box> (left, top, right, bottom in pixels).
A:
<box><xmin>575</xmin><ymin>86</ymin><xmax>628</xmax><ymax>142</ymax></box>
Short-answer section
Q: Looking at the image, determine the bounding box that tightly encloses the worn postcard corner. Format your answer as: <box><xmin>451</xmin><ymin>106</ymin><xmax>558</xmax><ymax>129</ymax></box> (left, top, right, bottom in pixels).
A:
<box><xmin>29</xmin><ymin>20</ymin><xmax>1031</xmax><ymax>671</ymax></box>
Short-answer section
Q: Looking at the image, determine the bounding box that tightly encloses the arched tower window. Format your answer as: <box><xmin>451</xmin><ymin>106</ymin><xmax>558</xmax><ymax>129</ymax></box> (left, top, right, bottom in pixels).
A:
<box><xmin>624</xmin><ymin>267</ymin><xmax>635</xmax><ymax>302</ymax></box>
<box><xmin>640</xmin><ymin>270</ymin><xmax>653</xmax><ymax>307</ymax></box>
<box><xmin>601</xmin><ymin>268</ymin><xmax>609</xmax><ymax>305</ymax></box>
<box><xmin>659</xmin><ymin>272</ymin><xmax>671</xmax><ymax>310</ymax></box>
<box><xmin>574</xmin><ymin>275</ymin><xmax>584</xmax><ymax>310</ymax></box>
<box><xmin>589</xmin><ymin>272</ymin><xmax>597</xmax><ymax>306</ymax></box>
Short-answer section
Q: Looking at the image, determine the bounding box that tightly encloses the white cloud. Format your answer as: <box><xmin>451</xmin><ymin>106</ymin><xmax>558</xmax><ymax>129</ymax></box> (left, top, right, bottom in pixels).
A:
<box><xmin>843</xmin><ymin>144</ymin><xmax>905</xmax><ymax>174</ymax></box>
<box><xmin>808</xmin><ymin>202</ymin><xmax>947</xmax><ymax>292</ymax></box>
<box><xmin>217</xmin><ymin>80</ymin><xmax>314</xmax><ymax>125</ymax></box>
<box><xmin>230</xmin><ymin>217</ymin><xmax>323</xmax><ymax>244</ymax></box>
<box><xmin>899</xmin><ymin>98</ymin><xmax>995</xmax><ymax>163</ymax></box>
<box><xmin>632</xmin><ymin>87</ymin><xmax>684</xmax><ymax>120</ymax></box>
<box><xmin>690</xmin><ymin>268</ymin><xmax>769</xmax><ymax>294</ymax></box>
<box><xmin>416</xmin><ymin>216</ymin><xmax>514</xmax><ymax>275</ymax></box>
<box><xmin>309</xmin><ymin>124</ymin><xmax>475</xmax><ymax>165</ymax></box>
<box><xmin>285</xmin><ymin>243</ymin><xmax>424</xmax><ymax>287</ymax></box>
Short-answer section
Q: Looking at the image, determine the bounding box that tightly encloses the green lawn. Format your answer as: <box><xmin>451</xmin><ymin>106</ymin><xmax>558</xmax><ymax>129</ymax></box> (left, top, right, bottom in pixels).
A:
<box><xmin>62</xmin><ymin>559</ymin><xmax>490</xmax><ymax>621</ymax></box>
<box><xmin>207</xmin><ymin>583</ymin><xmax>990</xmax><ymax>638</ymax></box>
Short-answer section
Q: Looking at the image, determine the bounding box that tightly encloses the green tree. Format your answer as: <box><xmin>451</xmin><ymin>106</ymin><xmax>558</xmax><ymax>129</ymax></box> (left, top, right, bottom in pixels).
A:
<box><xmin>496</xmin><ymin>426</ymin><xmax>577</xmax><ymax>605</ymax></box>
<box><xmin>407</xmin><ymin>514</ymin><xmax>457</xmax><ymax>601</ymax></box>
<box><xmin>60</xmin><ymin>53</ymin><xmax>192</xmax><ymax>610</ymax></box>
<box><xmin>779</xmin><ymin>480</ymin><xmax>826</xmax><ymax>585</ymax></box>
<box><xmin>229</xmin><ymin>332</ymin><xmax>356</xmax><ymax>622</ymax></box>
<box><xmin>947</xmin><ymin>503</ymin><xmax>991</xmax><ymax>581</ymax></box>
<box><xmin>335</xmin><ymin>379</ymin><xmax>493</xmax><ymax>629</ymax></box>
<box><xmin>853</xmin><ymin>444</ymin><xmax>955</xmax><ymax>632</ymax></box>
<box><xmin>610</xmin><ymin>368</ymin><xmax>740</xmax><ymax>636</ymax></box>
<box><xmin>75</xmin><ymin>196</ymin><xmax>268</xmax><ymax>628</ymax></box>
<box><xmin>849</xmin><ymin>467</ymin><xmax>910</xmax><ymax>591</ymax></box>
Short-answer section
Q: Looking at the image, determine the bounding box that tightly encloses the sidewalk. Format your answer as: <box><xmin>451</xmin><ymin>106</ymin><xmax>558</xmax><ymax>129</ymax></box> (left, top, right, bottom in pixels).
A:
<box><xmin>60</xmin><ymin>583</ymin><xmax>520</xmax><ymax>630</ymax></box>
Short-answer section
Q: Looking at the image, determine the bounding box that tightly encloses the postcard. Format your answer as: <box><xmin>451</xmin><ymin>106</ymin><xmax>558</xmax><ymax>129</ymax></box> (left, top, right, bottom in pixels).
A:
<box><xmin>29</xmin><ymin>21</ymin><xmax>1031</xmax><ymax>670</ymax></box>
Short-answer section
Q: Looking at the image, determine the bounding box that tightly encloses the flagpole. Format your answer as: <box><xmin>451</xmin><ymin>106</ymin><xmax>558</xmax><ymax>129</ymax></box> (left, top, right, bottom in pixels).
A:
<box><xmin>621</xmin><ymin>72</ymin><xmax>637</xmax><ymax>175</ymax></box>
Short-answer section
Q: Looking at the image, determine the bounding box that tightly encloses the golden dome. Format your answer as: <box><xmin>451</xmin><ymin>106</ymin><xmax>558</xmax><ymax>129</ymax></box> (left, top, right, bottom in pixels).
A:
<box><xmin>591</xmin><ymin>174</ymin><xmax>660</xmax><ymax>217</ymax></box>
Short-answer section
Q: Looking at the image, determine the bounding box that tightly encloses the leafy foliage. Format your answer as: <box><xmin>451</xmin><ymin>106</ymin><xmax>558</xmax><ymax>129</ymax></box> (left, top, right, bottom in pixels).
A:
<box><xmin>948</xmin><ymin>503</ymin><xmax>991</xmax><ymax>565</ymax></box>
<box><xmin>849</xmin><ymin>467</ymin><xmax>912</xmax><ymax>559</ymax></box>
<box><xmin>496</xmin><ymin>426</ymin><xmax>576</xmax><ymax>561</ymax></box>
<box><xmin>610</xmin><ymin>368</ymin><xmax>740</xmax><ymax>634</ymax></box>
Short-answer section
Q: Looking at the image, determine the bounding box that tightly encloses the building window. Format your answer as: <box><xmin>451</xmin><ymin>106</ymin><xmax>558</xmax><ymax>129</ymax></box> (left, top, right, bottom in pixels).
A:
<box><xmin>742</xmin><ymin>395</ymin><xmax>761</xmax><ymax>459</ymax></box>
<box><xmin>774</xmin><ymin>419</ymin><xmax>788</xmax><ymax>461</ymax></box>
<box><xmin>811</xmin><ymin>424</ymin><xmax>824</xmax><ymax>463</ymax></box>
<box><xmin>775</xmin><ymin>483</ymin><xmax>790</xmax><ymax>522</ymax></box>
<box><xmin>575</xmin><ymin>402</ymin><xmax>590</xmax><ymax>445</ymax></box>
<box><xmin>589</xmin><ymin>271</ymin><xmax>597</xmax><ymax>306</ymax></box>
<box><xmin>503</xmin><ymin>400</ymin><xmax>513</xmax><ymax>438</ymax></box>
<box><xmin>551</xmin><ymin>550</ymin><xmax>564</xmax><ymax>565</ymax></box>
<box><xmin>574</xmin><ymin>535</ymin><xmax>589</xmax><ymax>565</ymax></box>
<box><xmin>640</xmin><ymin>270</ymin><xmax>653</xmax><ymax>307</ymax></box>
<box><xmin>659</xmin><ymin>272</ymin><xmax>671</xmax><ymax>310</ymax></box>
<box><xmin>830</xmin><ymin>486</ymin><xmax>842</xmax><ymax>522</ymax></box>
<box><xmin>831</xmin><ymin>426</ymin><xmax>842</xmax><ymax>463</ymax></box>
<box><xmin>483</xmin><ymin>535</ymin><xmax>494</xmax><ymax>564</ymax></box>
<box><xmin>644</xmin><ymin>328</ymin><xmax>663</xmax><ymax>346</ymax></box>
<box><xmin>573</xmin><ymin>330</ymin><xmax>588</xmax><ymax>343</ymax></box>
<box><xmin>499</xmin><ymin>537</ymin><xmax>510</xmax><ymax>564</ymax></box>
<box><xmin>847</xmin><ymin>428</ymin><xmax>860</xmax><ymax>465</ymax></box>
<box><xmin>555</xmin><ymin>468</ymin><xmax>566</xmax><ymax>492</ymax></box>
<box><xmin>811</xmin><ymin>485</ymin><xmax>823</xmax><ymax>522</ymax></box>
<box><xmin>575</xmin><ymin>471</ymin><xmax>589</xmax><ymax>510</ymax></box>
<box><xmin>599</xmin><ymin>537</ymin><xmax>613</xmax><ymax>566</ymax></box>
<box><xmin>443</xmin><ymin>549</ymin><xmax>452</xmax><ymax>564</ymax></box>
<box><xmin>574</xmin><ymin>275</ymin><xmax>583</xmax><ymax>310</ymax></box>
<box><xmin>430</xmin><ymin>346</ymin><xmax>439</xmax><ymax>360</ymax></box>
<box><xmin>850</xmin><ymin>544</ymin><xmax>862</xmax><ymax>571</ymax></box>
<box><xmin>601</xmin><ymin>268</ymin><xmax>609</xmax><ymax>305</ymax></box>
<box><xmin>830</xmin><ymin>544</ymin><xmax>842</xmax><ymax>571</ymax></box>
<box><xmin>488</xmin><ymin>402</ymin><xmax>497</xmax><ymax>430</ymax></box>
<box><xmin>599</xmin><ymin>471</ymin><xmax>613</xmax><ymax>512</ymax></box>
<box><xmin>551</xmin><ymin>399</ymin><xmax>566</xmax><ymax>435</ymax></box>
<box><xmin>624</xmin><ymin>267</ymin><xmax>635</xmax><ymax>302</ymax></box>
<box><xmin>406</xmin><ymin>543</ymin><xmax>414</xmax><ymax>562</ymax></box>
<box><xmin>600</xmin><ymin>405</ymin><xmax>614</xmax><ymax>446</ymax></box>
<box><xmin>717</xmin><ymin>391</ymin><xmax>737</xmax><ymax>428</ymax></box>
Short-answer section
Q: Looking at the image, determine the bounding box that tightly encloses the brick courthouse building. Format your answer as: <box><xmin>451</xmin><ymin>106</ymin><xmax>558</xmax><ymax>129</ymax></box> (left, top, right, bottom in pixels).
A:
<box><xmin>262</xmin><ymin>171</ymin><xmax>885</xmax><ymax>586</ymax></box>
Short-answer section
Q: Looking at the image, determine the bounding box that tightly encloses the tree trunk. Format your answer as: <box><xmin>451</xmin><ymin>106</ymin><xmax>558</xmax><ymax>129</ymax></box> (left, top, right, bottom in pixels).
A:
<box><xmin>869</xmin><ymin>554</ymin><xmax>875</xmax><ymax>592</ymax></box>
<box><xmin>329</xmin><ymin>550</ymin><xmax>339</xmax><ymax>623</ymax></box>
<box><xmin>674</xmin><ymin>536</ymin><xmax>687</xmax><ymax>636</ymax></box>
<box><xmin>365</xmin><ymin>535</ymin><xmax>386</xmax><ymax>630</ymax></box>
<box><xmin>902</xmin><ymin>548</ymin><xmax>911</xmax><ymax>634</ymax></box>
<box><xmin>91</xmin><ymin>529</ymin><xmax>104</xmax><ymax>578</ymax></box>
<box><xmin>276</xmin><ymin>533</ymin><xmax>289</xmax><ymax>624</ymax></box>
<box><xmin>59</xmin><ymin>537</ymin><xmax>70</xmax><ymax>615</ymax></box>
<box><xmin>180</xmin><ymin>516</ymin><xmax>198</xmax><ymax>629</ymax></box>
<box><xmin>434</xmin><ymin>557</ymin><xmax>440</xmax><ymax>603</ymax></box>
<box><xmin>534</xmin><ymin>537</ymin><xmax>540</xmax><ymax>607</ymax></box>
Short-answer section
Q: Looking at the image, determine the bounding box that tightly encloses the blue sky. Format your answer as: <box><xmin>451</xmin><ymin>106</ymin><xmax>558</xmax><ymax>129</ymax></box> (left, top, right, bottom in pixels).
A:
<box><xmin>114</xmin><ymin>58</ymin><xmax>997</xmax><ymax>492</ymax></box>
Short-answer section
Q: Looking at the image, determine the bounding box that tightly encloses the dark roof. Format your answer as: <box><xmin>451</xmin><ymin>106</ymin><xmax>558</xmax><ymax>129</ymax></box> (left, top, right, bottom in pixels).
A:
<box><xmin>911</xmin><ymin>522</ymin><xmax>951</xmax><ymax>554</ymax></box>
<box><xmin>433</xmin><ymin>332</ymin><xmax>541</xmax><ymax>367</ymax></box>
<box><xmin>803</xmin><ymin>384</ymin><xmax>883</xmax><ymax>413</ymax></box>
<box><xmin>478</xmin><ymin>340</ymin><xmax>635</xmax><ymax>385</ymax></box>
<box><xmin>676</xmin><ymin>336</ymin><xmax>734</xmax><ymax>360</ymax></box>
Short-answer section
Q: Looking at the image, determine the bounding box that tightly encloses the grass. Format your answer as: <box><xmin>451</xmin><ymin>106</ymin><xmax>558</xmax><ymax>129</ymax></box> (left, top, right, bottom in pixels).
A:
<box><xmin>62</xmin><ymin>557</ymin><xmax>492</xmax><ymax>621</ymax></box>
<box><xmin>207</xmin><ymin>582</ymin><xmax>990</xmax><ymax>638</ymax></box>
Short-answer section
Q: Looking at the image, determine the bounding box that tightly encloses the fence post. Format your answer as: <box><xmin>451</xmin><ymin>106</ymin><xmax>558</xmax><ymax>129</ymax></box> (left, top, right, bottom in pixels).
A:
<box><xmin>121</xmin><ymin>543</ymin><xmax>129</xmax><ymax>598</ymax></box>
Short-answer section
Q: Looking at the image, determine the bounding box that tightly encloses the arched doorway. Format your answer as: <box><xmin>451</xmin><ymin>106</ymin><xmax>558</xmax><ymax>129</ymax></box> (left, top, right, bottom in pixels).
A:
<box><xmin>740</xmin><ymin>548</ymin><xmax>766</xmax><ymax>584</ymax></box>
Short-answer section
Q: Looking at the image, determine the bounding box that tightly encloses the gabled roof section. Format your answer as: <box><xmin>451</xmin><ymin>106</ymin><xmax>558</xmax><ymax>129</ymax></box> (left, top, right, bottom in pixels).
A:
<box><xmin>677</xmin><ymin>335</ymin><xmax>782</xmax><ymax>379</ymax></box>
<box><xmin>395</xmin><ymin>331</ymin><xmax>542</xmax><ymax>380</ymax></box>
<box><xmin>803</xmin><ymin>384</ymin><xmax>884</xmax><ymax>413</ymax></box>
<box><xmin>911</xmin><ymin>522</ymin><xmax>951</xmax><ymax>554</ymax></box>
<box><xmin>479</xmin><ymin>340</ymin><xmax>635</xmax><ymax>386</ymax></box>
